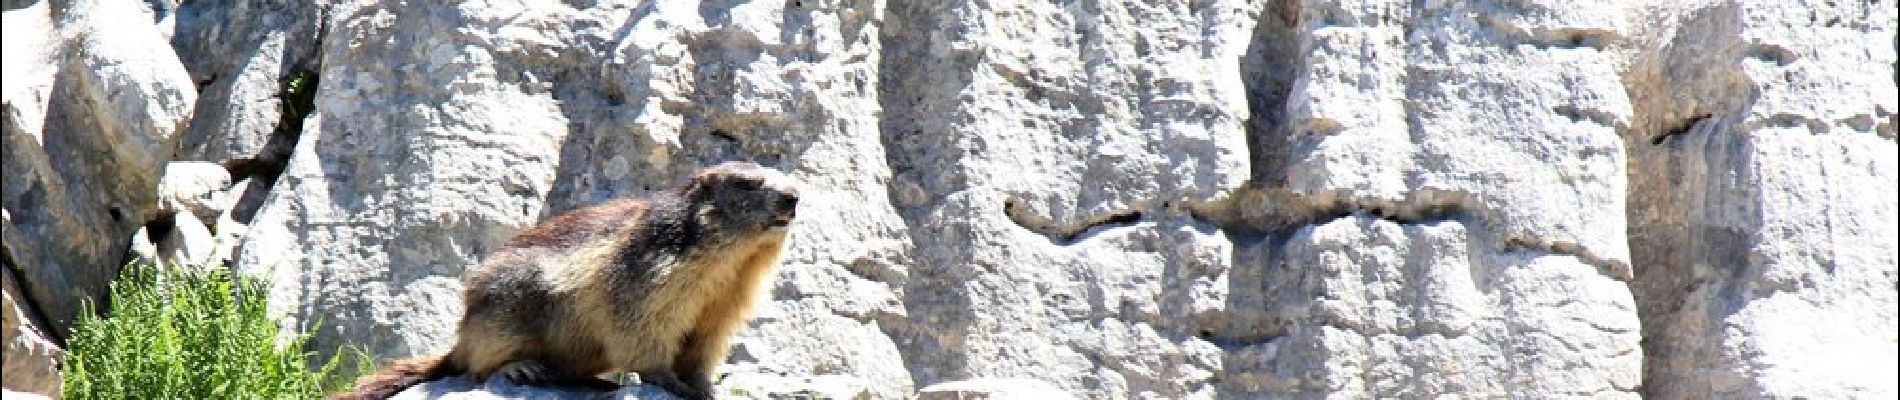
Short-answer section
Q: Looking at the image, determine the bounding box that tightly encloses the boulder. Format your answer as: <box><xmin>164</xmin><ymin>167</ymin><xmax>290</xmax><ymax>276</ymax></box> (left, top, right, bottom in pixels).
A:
<box><xmin>156</xmin><ymin>161</ymin><xmax>233</xmax><ymax>223</ymax></box>
<box><xmin>1</xmin><ymin>268</ymin><xmax>63</xmax><ymax>397</ymax></box>
<box><xmin>168</xmin><ymin>0</ymin><xmax>326</xmax><ymax>166</ymax></box>
<box><xmin>0</xmin><ymin>0</ymin><xmax>196</xmax><ymax>336</ymax></box>
<box><xmin>1622</xmin><ymin>1</ymin><xmax>1899</xmax><ymax>398</ymax></box>
<box><xmin>918</xmin><ymin>378</ymin><xmax>1075</xmax><ymax>400</ymax></box>
<box><xmin>157</xmin><ymin>212</ymin><xmax>218</xmax><ymax>269</ymax></box>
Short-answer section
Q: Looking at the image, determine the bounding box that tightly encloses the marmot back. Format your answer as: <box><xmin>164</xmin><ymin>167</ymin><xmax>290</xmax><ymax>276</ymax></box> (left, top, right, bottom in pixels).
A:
<box><xmin>335</xmin><ymin>161</ymin><xmax>802</xmax><ymax>400</ymax></box>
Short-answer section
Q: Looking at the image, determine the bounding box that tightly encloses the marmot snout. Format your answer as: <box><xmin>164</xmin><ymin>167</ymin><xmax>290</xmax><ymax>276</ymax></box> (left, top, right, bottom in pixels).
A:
<box><xmin>683</xmin><ymin>162</ymin><xmax>801</xmax><ymax>234</ymax></box>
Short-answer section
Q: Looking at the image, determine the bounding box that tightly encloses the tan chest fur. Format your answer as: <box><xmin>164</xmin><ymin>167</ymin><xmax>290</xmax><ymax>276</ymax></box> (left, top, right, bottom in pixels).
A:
<box><xmin>543</xmin><ymin>230</ymin><xmax>788</xmax><ymax>373</ymax></box>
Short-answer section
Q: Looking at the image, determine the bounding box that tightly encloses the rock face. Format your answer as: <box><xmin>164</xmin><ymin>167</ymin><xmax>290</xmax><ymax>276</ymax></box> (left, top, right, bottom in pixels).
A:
<box><xmin>0</xmin><ymin>0</ymin><xmax>1893</xmax><ymax>399</ymax></box>
<box><xmin>169</xmin><ymin>0</ymin><xmax>325</xmax><ymax>167</ymax></box>
<box><xmin>3</xmin><ymin>268</ymin><xmax>63</xmax><ymax>397</ymax></box>
<box><xmin>1622</xmin><ymin>1</ymin><xmax>1899</xmax><ymax>398</ymax></box>
<box><xmin>155</xmin><ymin>161</ymin><xmax>233</xmax><ymax>223</ymax></box>
<box><xmin>385</xmin><ymin>372</ymin><xmax>874</xmax><ymax>400</ymax></box>
<box><xmin>1</xmin><ymin>0</ymin><xmax>196</xmax><ymax>340</ymax></box>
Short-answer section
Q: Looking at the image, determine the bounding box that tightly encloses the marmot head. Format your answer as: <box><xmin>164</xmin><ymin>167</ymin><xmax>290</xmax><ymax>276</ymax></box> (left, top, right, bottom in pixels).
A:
<box><xmin>678</xmin><ymin>161</ymin><xmax>802</xmax><ymax>235</ymax></box>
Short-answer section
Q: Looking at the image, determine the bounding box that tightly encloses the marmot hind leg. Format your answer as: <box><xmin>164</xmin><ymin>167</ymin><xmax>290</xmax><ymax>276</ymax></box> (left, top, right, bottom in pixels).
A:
<box><xmin>495</xmin><ymin>360</ymin><xmax>619</xmax><ymax>391</ymax></box>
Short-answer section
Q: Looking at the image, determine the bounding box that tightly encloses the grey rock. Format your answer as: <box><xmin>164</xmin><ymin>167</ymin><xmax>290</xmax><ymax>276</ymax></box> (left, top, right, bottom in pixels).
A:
<box><xmin>169</xmin><ymin>0</ymin><xmax>325</xmax><ymax>166</ymax></box>
<box><xmin>158</xmin><ymin>212</ymin><xmax>218</xmax><ymax>269</ymax></box>
<box><xmin>0</xmin><ymin>389</ymin><xmax>53</xmax><ymax>400</ymax></box>
<box><xmin>0</xmin><ymin>0</ymin><xmax>195</xmax><ymax>335</ymax></box>
<box><xmin>156</xmin><ymin>161</ymin><xmax>232</xmax><ymax>223</ymax></box>
<box><xmin>208</xmin><ymin>177</ymin><xmax>256</xmax><ymax>267</ymax></box>
<box><xmin>127</xmin><ymin>225</ymin><xmax>160</xmax><ymax>267</ymax></box>
<box><xmin>2</xmin><ymin>267</ymin><xmax>63</xmax><ymax>397</ymax></box>
<box><xmin>918</xmin><ymin>378</ymin><xmax>1076</xmax><ymax>400</ymax></box>
<box><xmin>204</xmin><ymin>0</ymin><xmax>1893</xmax><ymax>399</ymax></box>
<box><xmin>715</xmin><ymin>369</ymin><xmax>875</xmax><ymax>400</ymax></box>
<box><xmin>388</xmin><ymin>374</ymin><xmax>687</xmax><ymax>400</ymax></box>
<box><xmin>1623</xmin><ymin>1</ymin><xmax>1899</xmax><ymax>398</ymax></box>
<box><xmin>1220</xmin><ymin>217</ymin><xmax>1640</xmax><ymax>397</ymax></box>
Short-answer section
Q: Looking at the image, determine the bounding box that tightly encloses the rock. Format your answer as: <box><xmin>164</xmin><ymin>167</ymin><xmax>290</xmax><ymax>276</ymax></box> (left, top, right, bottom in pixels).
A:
<box><xmin>387</xmin><ymin>371</ymin><xmax>875</xmax><ymax>400</ymax></box>
<box><xmin>234</xmin><ymin>1</ymin><xmax>919</xmax><ymax>378</ymax></box>
<box><xmin>1</xmin><ymin>0</ymin><xmax>59</xmax><ymax>131</ymax></box>
<box><xmin>157</xmin><ymin>212</ymin><xmax>218</xmax><ymax>268</ymax></box>
<box><xmin>918</xmin><ymin>378</ymin><xmax>1076</xmax><ymax>400</ymax></box>
<box><xmin>1194</xmin><ymin>1</ymin><xmax>1646</xmax><ymax>397</ymax></box>
<box><xmin>1622</xmin><ymin>1</ymin><xmax>1899</xmax><ymax>398</ymax></box>
<box><xmin>0</xmin><ymin>0</ymin><xmax>195</xmax><ymax>335</ymax></box>
<box><xmin>208</xmin><ymin>177</ymin><xmax>255</xmax><ymax>267</ymax></box>
<box><xmin>145</xmin><ymin>0</ymin><xmax>179</xmax><ymax>40</ymax></box>
<box><xmin>387</xmin><ymin>374</ymin><xmax>691</xmax><ymax>400</ymax></box>
<box><xmin>715</xmin><ymin>367</ymin><xmax>875</xmax><ymax>400</ymax></box>
<box><xmin>2</xmin><ymin>268</ymin><xmax>64</xmax><ymax>397</ymax></box>
<box><xmin>1223</xmin><ymin>217</ymin><xmax>1641</xmax><ymax>397</ymax></box>
<box><xmin>0</xmin><ymin>389</ymin><xmax>53</xmax><ymax>400</ymax></box>
<box><xmin>156</xmin><ymin>161</ymin><xmax>232</xmax><ymax>223</ymax></box>
<box><xmin>127</xmin><ymin>225</ymin><xmax>161</xmax><ymax>267</ymax></box>
<box><xmin>0</xmin><ymin>0</ymin><xmax>1886</xmax><ymax>398</ymax></box>
<box><xmin>201</xmin><ymin>0</ymin><xmax>1893</xmax><ymax>399</ymax></box>
<box><xmin>169</xmin><ymin>0</ymin><xmax>326</xmax><ymax>166</ymax></box>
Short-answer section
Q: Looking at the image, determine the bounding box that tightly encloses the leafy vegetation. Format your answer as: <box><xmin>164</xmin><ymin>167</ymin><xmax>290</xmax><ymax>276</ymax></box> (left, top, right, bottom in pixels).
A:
<box><xmin>62</xmin><ymin>262</ymin><xmax>367</xmax><ymax>399</ymax></box>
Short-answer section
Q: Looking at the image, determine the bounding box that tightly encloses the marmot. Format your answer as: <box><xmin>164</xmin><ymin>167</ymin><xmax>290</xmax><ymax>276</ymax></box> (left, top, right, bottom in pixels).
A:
<box><xmin>335</xmin><ymin>161</ymin><xmax>802</xmax><ymax>400</ymax></box>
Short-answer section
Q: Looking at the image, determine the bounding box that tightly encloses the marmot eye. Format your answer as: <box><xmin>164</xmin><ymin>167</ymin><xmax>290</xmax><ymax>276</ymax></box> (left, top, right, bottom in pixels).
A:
<box><xmin>733</xmin><ymin>179</ymin><xmax>763</xmax><ymax>190</ymax></box>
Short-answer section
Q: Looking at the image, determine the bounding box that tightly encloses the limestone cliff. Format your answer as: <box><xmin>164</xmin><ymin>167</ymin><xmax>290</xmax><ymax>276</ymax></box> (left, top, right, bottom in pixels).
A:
<box><xmin>2</xmin><ymin>0</ymin><xmax>1893</xmax><ymax>398</ymax></box>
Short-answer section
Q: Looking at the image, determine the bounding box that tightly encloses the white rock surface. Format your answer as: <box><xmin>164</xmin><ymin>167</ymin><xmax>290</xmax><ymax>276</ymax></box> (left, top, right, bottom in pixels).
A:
<box><xmin>1623</xmin><ymin>1</ymin><xmax>1899</xmax><ymax>398</ymax></box>
<box><xmin>158</xmin><ymin>212</ymin><xmax>219</xmax><ymax>269</ymax></box>
<box><xmin>0</xmin><ymin>0</ymin><xmax>195</xmax><ymax>336</ymax></box>
<box><xmin>0</xmin><ymin>389</ymin><xmax>54</xmax><ymax>400</ymax></box>
<box><xmin>387</xmin><ymin>374</ymin><xmax>674</xmax><ymax>400</ymax></box>
<box><xmin>168</xmin><ymin>0</ymin><xmax>326</xmax><ymax>166</ymax></box>
<box><xmin>0</xmin><ymin>0</ymin><xmax>1890</xmax><ymax>399</ymax></box>
<box><xmin>227</xmin><ymin>1</ymin><xmax>1893</xmax><ymax>399</ymax></box>
<box><xmin>156</xmin><ymin>161</ymin><xmax>233</xmax><ymax>223</ymax></box>
<box><xmin>1221</xmin><ymin>217</ymin><xmax>1640</xmax><ymax>397</ymax></box>
<box><xmin>918</xmin><ymin>378</ymin><xmax>1077</xmax><ymax>400</ymax></box>
<box><xmin>385</xmin><ymin>372</ymin><xmax>872</xmax><ymax>400</ymax></box>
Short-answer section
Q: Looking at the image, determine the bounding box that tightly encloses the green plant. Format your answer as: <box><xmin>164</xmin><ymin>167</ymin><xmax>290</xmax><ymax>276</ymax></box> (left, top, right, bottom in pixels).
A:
<box><xmin>279</xmin><ymin>70</ymin><xmax>319</xmax><ymax>122</ymax></box>
<box><xmin>62</xmin><ymin>262</ymin><xmax>365</xmax><ymax>399</ymax></box>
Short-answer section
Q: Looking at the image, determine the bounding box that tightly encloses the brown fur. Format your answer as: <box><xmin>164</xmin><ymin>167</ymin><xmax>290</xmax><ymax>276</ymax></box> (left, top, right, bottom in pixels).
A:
<box><xmin>335</xmin><ymin>162</ymin><xmax>801</xmax><ymax>399</ymax></box>
<box><xmin>328</xmin><ymin>355</ymin><xmax>453</xmax><ymax>400</ymax></box>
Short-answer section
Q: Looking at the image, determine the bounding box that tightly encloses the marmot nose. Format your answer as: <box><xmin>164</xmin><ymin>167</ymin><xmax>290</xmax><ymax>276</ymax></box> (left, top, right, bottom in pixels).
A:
<box><xmin>778</xmin><ymin>191</ymin><xmax>799</xmax><ymax>209</ymax></box>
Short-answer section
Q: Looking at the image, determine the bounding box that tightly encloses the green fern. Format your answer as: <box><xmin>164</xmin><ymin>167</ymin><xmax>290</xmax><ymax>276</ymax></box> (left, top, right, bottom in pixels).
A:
<box><xmin>62</xmin><ymin>262</ymin><xmax>365</xmax><ymax>399</ymax></box>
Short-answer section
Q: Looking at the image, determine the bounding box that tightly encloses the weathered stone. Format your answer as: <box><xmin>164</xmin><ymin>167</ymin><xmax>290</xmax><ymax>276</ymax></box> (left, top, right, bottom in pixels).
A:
<box><xmin>715</xmin><ymin>370</ymin><xmax>875</xmax><ymax>400</ymax></box>
<box><xmin>388</xmin><ymin>374</ymin><xmax>689</xmax><ymax>400</ymax></box>
<box><xmin>206</xmin><ymin>1</ymin><xmax>1892</xmax><ymax>399</ymax></box>
<box><xmin>917</xmin><ymin>378</ymin><xmax>1076</xmax><ymax>400</ymax></box>
<box><xmin>0</xmin><ymin>0</ymin><xmax>195</xmax><ymax>335</ymax></box>
<box><xmin>236</xmin><ymin>3</ymin><xmax>914</xmax><ymax>387</ymax></box>
<box><xmin>1219</xmin><ymin>217</ymin><xmax>1640</xmax><ymax>397</ymax></box>
<box><xmin>158</xmin><ymin>212</ymin><xmax>218</xmax><ymax>269</ymax></box>
<box><xmin>0</xmin><ymin>389</ymin><xmax>54</xmax><ymax>400</ymax></box>
<box><xmin>1622</xmin><ymin>1</ymin><xmax>1899</xmax><ymax>399</ymax></box>
<box><xmin>127</xmin><ymin>225</ymin><xmax>160</xmax><ymax>267</ymax></box>
<box><xmin>1193</xmin><ymin>1</ymin><xmax>1648</xmax><ymax>398</ymax></box>
<box><xmin>169</xmin><ymin>0</ymin><xmax>325</xmax><ymax>166</ymax></box>
<box><xmin>156</xmin><ymin>161</ymin><xmax>232</xmax><ymax>223</ymax></box>
<box><xmin>207</xmin><ymin>177</ymin><xmax>256</xmax><ymax>267</ymax></box>
<box><xmin>2</xmin><ymin>266</ymin><xmax>63</xmax><ymax>397</ymax></box>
